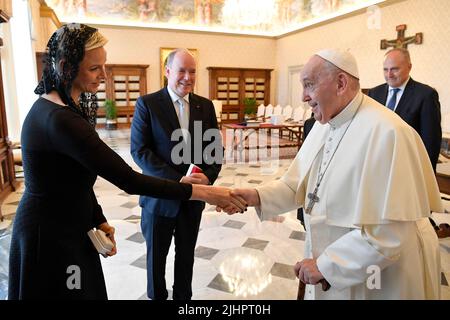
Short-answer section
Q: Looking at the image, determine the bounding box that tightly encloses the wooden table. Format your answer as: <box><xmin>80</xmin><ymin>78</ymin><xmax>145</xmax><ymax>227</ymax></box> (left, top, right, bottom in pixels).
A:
<box><xmin>223</xmin><ymin>122</ymin><xmax>303</xmax><ymax>162</ymax></box>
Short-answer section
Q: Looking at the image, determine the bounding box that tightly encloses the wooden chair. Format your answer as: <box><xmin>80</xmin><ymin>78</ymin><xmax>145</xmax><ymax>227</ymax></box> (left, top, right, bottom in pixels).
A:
<box><xmin>11</xmin><ymin>142</ymin><xmax>23</xmax><ymax>179</ymax></box>
<box><xmin>280</xmin><ymin>105</ymin><xmax>293</xmax><ymax>138</ymax></box>
<box><xmin>303</xmin><ymin>108</ymin><xmax>312</xmax><ymax>122</ymax></box>
<box><xmin>264</xmin><ymin>104</ymin><xmax>274</xmax><ymax>121</ymax></box>
<box><xmin>256</xmin><ymin>104</ymin><xmax>265</xmax><ymax>120</ymax></box>
<box><xmin>288</xmin><ymin>107</ymin><xmax>305</xmax><ymax>141</ymax></box>
<box><xmin>273</xmin><ymin>104</ymin><xmax>282</xmax><ymax>116</ymax></box>
<box><xmin>282</xmin><ymin>105</ymin><xmax>293</xmax><ymax>121</ymax></box>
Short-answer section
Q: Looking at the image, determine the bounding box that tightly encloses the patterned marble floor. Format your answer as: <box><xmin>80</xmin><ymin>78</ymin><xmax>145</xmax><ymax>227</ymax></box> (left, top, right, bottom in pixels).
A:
<box><xmin>94</xmin><ymin>129</ymin><xmax>304</xmax><ymax>300</ymax></box>
<box><xmin>0</xmin><ymin>128</ymin><xmax>449</xmax><ymax>300</ymax></box>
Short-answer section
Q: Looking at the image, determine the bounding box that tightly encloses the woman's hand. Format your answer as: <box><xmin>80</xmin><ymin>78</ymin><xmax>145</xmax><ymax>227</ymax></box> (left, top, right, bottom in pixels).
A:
<box><xmin>190</xmin><ymin>185</ymin><xmax>247</xmax><ymax>214</ymax></box>
<box><xmin>98</xmin><ymin>222</ymin><xmax>117</xmax><ymax>257</ymax></box>
<box><xmin>216</xmin><ymin>188</ymin><xmax>260</xmax><ymax>214</ymax></box>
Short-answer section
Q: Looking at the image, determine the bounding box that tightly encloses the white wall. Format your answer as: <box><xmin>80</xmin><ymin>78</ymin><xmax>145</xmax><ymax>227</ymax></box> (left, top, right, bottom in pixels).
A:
<box><xmin>30</xmin><ymin>0</ymin><xmax>57</xmax><ymax>53</ymax></box>
<box><xmin>0</xmin><ymin>22</ymin><xmax>20</xmax><ymax>142</ymax></box>
<box><xmin>0</xmin><ymin>0</ymin><xmax>59</xmax><ymax>142</ymax></box>
<box><xmin>275</xmin><ymin>0</ymin><xmax>450</xmax><ymax>130</ymax></box>
<box><xmin>98</xmin><ymin>26</ymin><xmax>277</xmax><ymax>103</ymax></box>
<box><xmin>10</xmin><ymin>0</ymin><xmax>38</xmax><ymax>132</ymax></box>
<box><xmin>1</xmin><ymin>0</ymin><xmax>39</xmax><ymax>142</ymax></box>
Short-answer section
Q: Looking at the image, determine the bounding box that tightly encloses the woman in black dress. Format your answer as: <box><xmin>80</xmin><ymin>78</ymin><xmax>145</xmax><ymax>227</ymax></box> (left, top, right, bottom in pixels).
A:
<box><xmin>8</xmin><ymin>24</ymin><xmax>245</xmax><ymax>300</ymax></box>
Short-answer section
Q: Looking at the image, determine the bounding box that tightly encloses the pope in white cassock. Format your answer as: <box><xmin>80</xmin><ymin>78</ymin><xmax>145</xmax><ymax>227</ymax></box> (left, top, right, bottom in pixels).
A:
<box><xmin>228</xmin><ymin>49</ymin><xmax>442</xmax><ymax>300</ymax></box>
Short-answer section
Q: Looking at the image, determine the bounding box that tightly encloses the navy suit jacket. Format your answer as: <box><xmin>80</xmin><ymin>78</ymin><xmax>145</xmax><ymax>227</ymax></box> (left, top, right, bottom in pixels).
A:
<box><xmin>131</xmin><ymin>87</ymin><xmax>222</xmax><ymax>217</ymax></box>
<box><xmin>368</xmin><ymin>78</ymin><xmax>442</xmax><ymax>170</ymax></box>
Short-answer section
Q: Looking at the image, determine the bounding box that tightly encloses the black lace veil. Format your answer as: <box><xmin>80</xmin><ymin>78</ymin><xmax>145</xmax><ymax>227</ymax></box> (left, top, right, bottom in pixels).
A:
<box><xmin>34</xmin><ymin>23</ymin><xmax>102</xmax><ymax>127</ymax></box>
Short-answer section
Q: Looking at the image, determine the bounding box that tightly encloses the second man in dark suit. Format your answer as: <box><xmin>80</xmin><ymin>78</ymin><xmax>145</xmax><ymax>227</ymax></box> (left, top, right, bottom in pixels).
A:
<box><xmin>131</xmin><ymin>49</ymin><xmax>222</xmax><ymax>300</ymax></box>
<box><xmin>368</xmin><ymin>48</ymin><xmax>442</xmax><ymax>171</ymax></box>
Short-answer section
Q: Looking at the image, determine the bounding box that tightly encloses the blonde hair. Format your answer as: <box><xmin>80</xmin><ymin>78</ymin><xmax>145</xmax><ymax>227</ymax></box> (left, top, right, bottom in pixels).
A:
<box><xmin>85</xmin><ymin>31</ymin><xmax>108</xmax><ymax>51</ymax></box>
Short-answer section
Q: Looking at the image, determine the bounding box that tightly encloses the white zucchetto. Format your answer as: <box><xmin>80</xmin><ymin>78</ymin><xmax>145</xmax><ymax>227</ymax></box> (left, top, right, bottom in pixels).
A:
<box><xmin>315</xmin><ymin>49</ymin><xmax>359</xmax><ymax>79</ymax></box>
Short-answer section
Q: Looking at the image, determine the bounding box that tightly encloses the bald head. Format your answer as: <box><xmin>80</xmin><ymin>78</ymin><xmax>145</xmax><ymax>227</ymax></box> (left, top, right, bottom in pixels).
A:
<box><xmin>383</xmin><ymin>48</ymin><xmax>412</xmax><ymax>88</ymax></box>
<box><xmin>301</xmin><ymin>52</ymin><xmax>360</xmax><ymax>124</ymax></box>
<box><xmin>165</xmin><ymin>48</ymin><xmax>196</xmax><ymax>97</ymax></box>
<box><xmin>166</xmin><ymin>48</ymin><xmax>195</xmax><ymax>68</ymax></box>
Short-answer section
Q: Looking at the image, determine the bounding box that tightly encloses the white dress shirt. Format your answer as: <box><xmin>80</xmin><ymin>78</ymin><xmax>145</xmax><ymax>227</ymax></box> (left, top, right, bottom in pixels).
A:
<box><xmin>385</xmin><ymin>77</ymin><xmax>410</xmax><ymax>111</ymax></box>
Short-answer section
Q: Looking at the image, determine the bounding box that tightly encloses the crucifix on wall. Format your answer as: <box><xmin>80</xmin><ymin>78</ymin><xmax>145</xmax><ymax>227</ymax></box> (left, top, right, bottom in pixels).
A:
<box><xmin>380</xmin><ymin>24</ymin><xmax>423</xmax><ymax>49</ymax></box>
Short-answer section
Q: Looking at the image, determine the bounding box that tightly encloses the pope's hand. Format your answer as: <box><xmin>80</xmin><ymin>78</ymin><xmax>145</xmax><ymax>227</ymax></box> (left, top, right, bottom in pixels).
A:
<box><xmin>216</xmin><ymin>188</ymin><xmax>260</xmax><ymax>214</ymax></box>
<box><xmin>190</xmin><ymin>185</ymin><xmax>247</xmax><ymax>213</ymax></box>
<box><xmin>231</xmin><ymin>188</ymin><xmax>260</xmax><ymax>206</ymax></box>
<box><xmin>294</xmin><ymin>259</ymin><xmax>324</xmax><ymax>285</ymax></box>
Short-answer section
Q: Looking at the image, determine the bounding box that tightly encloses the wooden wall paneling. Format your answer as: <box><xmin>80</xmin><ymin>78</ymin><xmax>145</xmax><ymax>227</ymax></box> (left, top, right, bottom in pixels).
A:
<box><xmin>96</xmin><ymin>64</ymin><xmax>149</xmax><ymax>128</ymax></box>
<box><xmin>207</xmin><ymin>67</ymin><xmax>272</xmax><ymax>123</ymax></box>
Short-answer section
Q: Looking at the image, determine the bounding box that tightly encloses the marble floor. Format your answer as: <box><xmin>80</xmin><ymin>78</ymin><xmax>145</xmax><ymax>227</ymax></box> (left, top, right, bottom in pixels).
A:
<box><xmin>0</xmin><ymin>128</ymin><xmax>449</xmax><ymax>300</ymax></box>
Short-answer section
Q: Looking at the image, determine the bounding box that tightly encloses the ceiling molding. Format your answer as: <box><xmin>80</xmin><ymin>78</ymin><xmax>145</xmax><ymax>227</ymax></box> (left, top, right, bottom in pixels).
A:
<box><xmin>46</xmin><ymin>0</ymin><xmax>404</xmax><ymax>39</ymax></box>
<box><xmin>0</xmin><ymin>9</ymin><xmax>10</xmax><ymax>23</ymax></box>
<box><xmin>39</xmin><ymin>1</ymin><xmax>62</xmax><ymax>28</ymax></box>
<box><xmin>275</xmin><ymin>6</ymin><xmax>373</xmax><ymax>39</ymax></box>
<box><xmin>87</xmin><ymin>22</ymin><xmax>276</xmax><ymax>40</ymax></box>
<box><xmin>276</xmin><ymin>0</ymin><xmax>404</xmax><ymax>39</ymax></box>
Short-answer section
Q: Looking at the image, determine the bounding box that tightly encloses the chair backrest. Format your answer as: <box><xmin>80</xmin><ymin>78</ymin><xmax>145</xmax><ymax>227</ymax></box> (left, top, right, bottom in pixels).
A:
<box><xmin>212</xmin><ymin>99</ymin><xmax>222</xmax><ymax>121</ymax></box>
<box><xmin>303</xmin><ymin>108</ymin><xmax>312</xmax><ymax>122</ymax></box>
<box><xmin>265</xmin><ymin>104</ymin><xmax>274</xmax><ymax>118</ymax></box>
<box><xmin>257</xmin><ymin>104</ymin><xmax>265</xmax><ymax>117</ymax></box>
<box><xmin>282</xmin><ymin>105</ymin><xmax>293</xmax><ymax>119</ymax></box>
<box><xmin>292</xmin><ymin>107</ymin><xmax>304</xmax><ymax>122</ymax></box>
<box><xmin>273</xmin><ymin>104</ymin><xmax>282</xmax><ymax>116</ymax></box>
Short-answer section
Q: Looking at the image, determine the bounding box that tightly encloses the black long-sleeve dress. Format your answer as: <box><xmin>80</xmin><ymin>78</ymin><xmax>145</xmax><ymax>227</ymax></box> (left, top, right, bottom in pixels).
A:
<box><xmin>8</xmin><ymin>97</ymin><xmax>192</xmax><ymax>300</ymax></box>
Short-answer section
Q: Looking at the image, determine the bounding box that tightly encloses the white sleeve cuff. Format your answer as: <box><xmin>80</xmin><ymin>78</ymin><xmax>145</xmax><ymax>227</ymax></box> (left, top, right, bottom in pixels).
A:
<box><xmin>316</xmin><ymin>228</ymin><xmax>397</xmax><ymax>291</ymax></box>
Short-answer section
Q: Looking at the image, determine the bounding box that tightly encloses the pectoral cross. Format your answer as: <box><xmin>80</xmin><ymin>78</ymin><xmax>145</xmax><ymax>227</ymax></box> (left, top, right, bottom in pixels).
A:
<box><xmin>380</xmin><ymin>24</ymin><xmax>423</xmax><ymax>50</ymax></box>
<box><xmin>305</xmin><ymin>187</ymin><xmax>320</xmax><ymax>215</ymax></box>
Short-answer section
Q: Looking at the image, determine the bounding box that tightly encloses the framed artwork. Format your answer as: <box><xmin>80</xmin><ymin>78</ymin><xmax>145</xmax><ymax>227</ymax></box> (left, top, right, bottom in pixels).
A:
<box><xmin>160</xmin><ymin>47</ymin><xmax>198</xmax><ymax>90</ymax></box>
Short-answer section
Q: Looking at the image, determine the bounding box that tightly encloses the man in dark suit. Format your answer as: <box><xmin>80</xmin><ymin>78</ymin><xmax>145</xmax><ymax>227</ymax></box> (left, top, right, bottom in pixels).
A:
<box><xmin>131</xmin><ymin>49</ymin><xmax>222</xmax><ymax>300</ymax></box>
<box><xmin>368</xmin><ymin>48</ymin><xmax>442</xmax><ymax>171</ymax></box>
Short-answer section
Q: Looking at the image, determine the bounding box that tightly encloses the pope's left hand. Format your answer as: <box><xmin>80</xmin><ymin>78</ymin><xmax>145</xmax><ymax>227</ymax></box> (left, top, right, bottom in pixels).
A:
<box><xmin>294</xmin><ymin>258</ymin><xmax>324</xmax><ymax>285</ymax></box>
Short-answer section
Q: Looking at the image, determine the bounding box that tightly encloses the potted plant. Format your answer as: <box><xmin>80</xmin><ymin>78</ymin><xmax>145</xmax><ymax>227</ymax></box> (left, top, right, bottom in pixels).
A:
<box><xmin>243</xmin><ymin>97</ymin><xmax>257</xmax><ymax>121</ymax></box>
<box><xmin>104</xmin><ymin>99</ymin><xmax>118</xmax><ymax>130</ymax></box>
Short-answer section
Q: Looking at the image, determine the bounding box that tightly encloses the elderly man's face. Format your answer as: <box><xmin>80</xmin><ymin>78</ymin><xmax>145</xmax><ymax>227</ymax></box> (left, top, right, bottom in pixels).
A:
<box><xmin>166</xmin><ymin>51</ymin><xmax>196</xmax><ymax>97</ymax></box>
<box><xmin>383</xmin><ymin>50</ymin><xmax>411</xmax><ymax>88</ymax></box>
<box><xmin>301</xmin><ymin>56</ymin><xmax>338</xmax><ymax>124</ymax></box>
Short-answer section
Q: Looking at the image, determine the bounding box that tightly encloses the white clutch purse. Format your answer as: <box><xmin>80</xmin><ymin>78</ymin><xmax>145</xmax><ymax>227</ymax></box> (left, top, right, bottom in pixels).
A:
<box><xmin>87</xmin><ymin>229</ymin><xmax>114</xmax><ymax>257</ymax></box>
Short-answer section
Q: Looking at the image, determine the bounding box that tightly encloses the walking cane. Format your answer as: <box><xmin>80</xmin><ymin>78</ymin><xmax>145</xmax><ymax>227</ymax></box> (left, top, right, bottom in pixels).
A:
<box><xmin>297</xmin><ymin>279</ymin><xmax>331</xmax><ymax>300</ymax></box>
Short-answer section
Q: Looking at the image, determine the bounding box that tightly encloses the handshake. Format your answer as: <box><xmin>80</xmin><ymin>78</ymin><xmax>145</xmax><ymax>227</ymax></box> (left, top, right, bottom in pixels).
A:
<box><xmin>182</xmin><ymin>164</ymin><xmax>261</xmax><ymax>214</ymax></box>
<box><xmin>190</xmin><ymin>185</ymin><xmax>260</xmax><ymax>214</ymax></box>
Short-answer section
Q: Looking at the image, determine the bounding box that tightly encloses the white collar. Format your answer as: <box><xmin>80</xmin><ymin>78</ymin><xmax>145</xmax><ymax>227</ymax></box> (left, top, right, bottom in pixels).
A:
<box><xmin>167</xmin><ymin>86</ymin><xmax>189</xmax><ymax>104</ymax></box>
<box><xmin>388</xmin><ymin>77</ymin><xmax>410</xmax><ymax>92</ymax></box>
<box><xmin>328</xmin><ymin>91</ymin><xmax>362</xmax><ymax>129</ymax></box>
